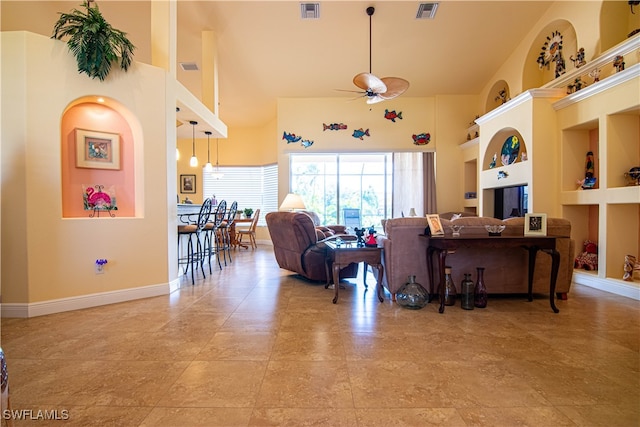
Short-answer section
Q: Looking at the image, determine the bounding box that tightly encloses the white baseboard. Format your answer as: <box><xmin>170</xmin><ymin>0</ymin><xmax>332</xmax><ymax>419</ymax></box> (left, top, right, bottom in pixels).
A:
<box><xmin>573</xmin><ymin>271</ymin><xmax>640</xmax><ymax>300</ymax></box>
<box><xmin>1</xmin><ymin>282</ymin><xmax>172</xmax><ymax>318</ymax></box>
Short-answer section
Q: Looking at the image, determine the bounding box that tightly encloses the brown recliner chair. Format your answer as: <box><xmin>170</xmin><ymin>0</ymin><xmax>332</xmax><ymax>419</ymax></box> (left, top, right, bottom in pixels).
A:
<box><xmin>266</xmin><ymin>211</ymin><xmax>358</xmax><ymax>283</ymax></box>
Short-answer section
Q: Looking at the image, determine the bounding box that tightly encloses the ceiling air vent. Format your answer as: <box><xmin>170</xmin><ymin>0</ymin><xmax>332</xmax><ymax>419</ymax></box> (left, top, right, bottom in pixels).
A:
<box><xmin>416</xmin><ymin>3</ymin><xmax>438</xmax><ymax>19</ymax></box>
<box><xmin>179</xmin><ymin>62</ymin><xmax>199</xmax><ymax>71</ymax></box>
<box><xmin>300</xmin><ymin>3</ymin><xmax>320</xmax><ymax>19</ymax></box>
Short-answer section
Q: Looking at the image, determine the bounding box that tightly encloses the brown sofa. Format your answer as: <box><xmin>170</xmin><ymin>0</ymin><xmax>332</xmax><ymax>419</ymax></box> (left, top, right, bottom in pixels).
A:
<box><xmin>265</xmin><ymin>211</ymin><xmax>358</xmax><ymax>282</ymax></box>
<box><xmin>377</xmin><ymin>215</ymin><xmax>574</xmax><ymax>301</ymax></box>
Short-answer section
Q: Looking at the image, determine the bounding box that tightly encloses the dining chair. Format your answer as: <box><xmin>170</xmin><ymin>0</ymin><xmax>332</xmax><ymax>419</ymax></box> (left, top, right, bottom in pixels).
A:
<box><xmin>204</xmin><ymin>199</ymin><xmax>226</xmax><ymax>271</ymax></box>
<box><xmin>237</xmin><ymin>208</ymin><xmax>260</xmax><ymax>249</ymax></box>
<box><xmin>177</xmin><ymin>198</ymin><xmax>212</xmax><ymax>285</ymax></box>
<box><xmin>218</xmin><ymin>201</ymin><xmax>238</xmax><ymax>265</ymax></box>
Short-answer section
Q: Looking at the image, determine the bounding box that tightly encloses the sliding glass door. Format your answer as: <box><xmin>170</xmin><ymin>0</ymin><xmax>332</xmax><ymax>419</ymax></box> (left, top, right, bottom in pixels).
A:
<box><xmin>290</xmin><ymin>153</ymin><xmax>392</xmax><ymax>228</ymax></box>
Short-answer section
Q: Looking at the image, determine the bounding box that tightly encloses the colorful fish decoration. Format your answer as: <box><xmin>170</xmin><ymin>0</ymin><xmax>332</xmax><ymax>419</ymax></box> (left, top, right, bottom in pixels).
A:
<box><xmin>282</xmin><ymin>131</ymin><xmax>301</xmax><ymax>143</ymax></box>
<box><xmin>352</xmin><ymin>128</ymin><xmax>370</xmax><ymax>140</ymax></box>
<box><xmin>301</xmin><ymin>140</ymin><xmax>314</xmax><ymax>148</ymax></box>
<box><xmin>384</xmin><ymin>109</ymin><xmax>403</xmax><ymax>122</ymax></box>
<box><xmin>323</xmin><ymin>123</ymin><xmax>348</xmax><ymax>131</ymax></box>
<box><xmin>412</xmin><ymin>133</ymin><xmax>431</xmax><ymax>145</ymax></box>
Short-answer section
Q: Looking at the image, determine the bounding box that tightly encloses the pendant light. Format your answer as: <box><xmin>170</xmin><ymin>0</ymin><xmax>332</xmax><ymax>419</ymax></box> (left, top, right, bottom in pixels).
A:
<box><xmin>189</xmin><ymin>120</ymin><xmax>198</xmax><ymax>167</ymax></box>
<box><xmin>211</xmin><ymin>138</ymin><xmax>224</xmax><ymax>180</ymax></box>
<box><xmin>204</xmin><ymin>131</ymin><xmax>213</xmax><ymax>173</ymax></box>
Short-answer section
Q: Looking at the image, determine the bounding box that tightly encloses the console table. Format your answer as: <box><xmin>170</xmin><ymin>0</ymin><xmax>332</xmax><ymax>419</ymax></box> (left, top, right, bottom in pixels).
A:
<box><xmin>325</xmin><ymin>241</ymin><xmax>384</xmax><ymax>304</ymax></box>
<box><xmin>420</xmin><ymin>235</ymin><xmax>560</xmax><ymax>314</ymax></box>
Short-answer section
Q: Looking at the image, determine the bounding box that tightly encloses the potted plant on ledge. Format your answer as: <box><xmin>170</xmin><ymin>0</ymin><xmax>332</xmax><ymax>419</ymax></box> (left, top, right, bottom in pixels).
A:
<box><xmin>243</xmin><ymin>208</ymin><xmax>254</xmax><ymax>219</ymax></box>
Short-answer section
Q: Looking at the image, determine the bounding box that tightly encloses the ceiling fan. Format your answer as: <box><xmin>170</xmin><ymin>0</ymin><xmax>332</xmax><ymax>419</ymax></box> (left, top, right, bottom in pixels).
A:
<box><xmin>350</xmin><ymin>6</ymin><xmax>409</xmax><ymax>104</ymax></box>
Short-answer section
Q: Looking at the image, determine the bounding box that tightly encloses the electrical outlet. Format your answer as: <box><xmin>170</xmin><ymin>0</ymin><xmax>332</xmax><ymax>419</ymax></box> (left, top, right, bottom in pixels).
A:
<box><xmin>95</xmin><ymin>264</ymin><xmax>105</xmax><ymax>274</ymax></box>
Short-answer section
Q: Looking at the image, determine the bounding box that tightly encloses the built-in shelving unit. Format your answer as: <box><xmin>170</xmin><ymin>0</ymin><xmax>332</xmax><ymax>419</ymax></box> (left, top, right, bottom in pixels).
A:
<box><xmin>555</xmin><ymin>63</ymin><xmax>640</xmax><ymax>299</ymax></box>
<box><xmin>460</xmin><ymin>124</ymin><xmax>479</xmax><ymax>214</ymax></box>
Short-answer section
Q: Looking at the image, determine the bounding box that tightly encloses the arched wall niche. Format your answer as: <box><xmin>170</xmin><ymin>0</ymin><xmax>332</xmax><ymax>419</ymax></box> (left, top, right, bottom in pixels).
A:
<box><xmin>600</xmin><ymin>0</ymin><xmax>640</xmax><ymax>54</ymax></box>
<box><xmin>522</xmin><ymin>20</ymin><xmax>577</xmax><ymax>92</ymax></box>
<box><xmin>484</xmin><ymin>80</ymin><xmax>511</xmax><ymax>114</ymax></box>
<box><xmin>60</xmin><ymin>96</ymin><xmax>143</xmax><ymax>218</ymax></box>
<box><xmin>483</xmin><ymin>127</ymin><xmax>528</xmax><ymax>171</ymax></box>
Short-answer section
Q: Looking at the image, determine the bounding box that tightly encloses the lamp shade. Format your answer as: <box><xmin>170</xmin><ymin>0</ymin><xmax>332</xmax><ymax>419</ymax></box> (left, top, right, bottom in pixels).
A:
<box><xmin>279</xmin><ymin>193</ymin><xmax>306</xmax><ymax>211</ymax></box>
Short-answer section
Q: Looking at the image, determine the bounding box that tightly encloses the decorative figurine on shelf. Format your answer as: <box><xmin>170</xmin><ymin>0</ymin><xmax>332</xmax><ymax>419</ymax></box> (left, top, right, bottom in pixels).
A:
<box><xmin>353</xmin><ymin>227</ymin><xmax>366</xmax><ymax>247</ymax></box>
<box><xmin>567</xmin><ymin>77</ymin><xmax>587</xmax><ymax>94</ymax></box>
<box><xmin>613</xmin><ymin>55</ymin><xmax>625</xmax><ymax>72</ymax></box>
<box><xmin>497</xmin><ymin>170</ymin><xmax>509</xmax><ymax>179</ymax></box>
<box><xmin>574</xmin><ymin>240</ymin><xmax>598</xmax><ymax>271</ymax></box>
<box><xmin>494</xmin><ymin>88</ymin><xmax>510</xmax><ymax>104</ymax></box>
<box><xmin>580</xmin><ymin>151</ymin><xmax>597</xmax><ymax>189</ymax></box>
<box><xmin>365</xmin><ymin>225</ymin><xmax>378</xmax><ymax>247</ymax></box>
<box><xmin>588</xmin><ymin>67</ymin><xmax>601</xmax><ymax>82</ymax></box>
<box><xmin>623</xmin><ymin>254</ymin><xmax>640</xmax><ymax>281</ymax></box>
<box><xmin>537</xmin><ymin>31</ymin><xmax>566</xmax><ymax>78</ymax></box>
<box><xmin>521</xmin><ymin>152</ymin><xmax>528</xmax><ymax>162</ymax></box>
<box><xmin>570</xmin><ymin>47</ymin><xmax>586</xmax><ymax>68</ymax></box>
<box><xmin>489</xmin><ymin>153</ymin><xmax>497</xmax><ymax>169</ymax></box>
<box><xmin>624</xmin><ymin>166</ymin><xmax>640</xmax><ymax>186</ymax></box>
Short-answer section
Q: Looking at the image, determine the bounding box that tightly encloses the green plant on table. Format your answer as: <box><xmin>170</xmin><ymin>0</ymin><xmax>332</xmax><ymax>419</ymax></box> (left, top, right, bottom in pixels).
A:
<box><xmin>52</xmin><ymin>1</ymin><xmax>135</xmax><ymax>81</ymax></box>
<box><xmin>243</xmin><ymin>208</ymin><xmax>254</xmax><ymax>218</ymax></box>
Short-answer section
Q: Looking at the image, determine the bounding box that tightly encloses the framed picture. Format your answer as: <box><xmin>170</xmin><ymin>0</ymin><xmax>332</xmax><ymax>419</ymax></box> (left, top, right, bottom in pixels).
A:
<box><xmin>180</xmin><ymin>174</ymin><xmax>196</xmax><ymax>194</ymax></box>
<box><xmin>75</xmin><ymin>128</ymin><xmax>120</xmax><ymax>170</ymax></box>
<box><xmin>426</xmin><ymin>214</ymin><xmax>444</xmax><ymax>236</ymax></box>
<box><xmin>525</xmin><ymin>213</ymin><xmax>547</xmax><ymax>236</ymax></box>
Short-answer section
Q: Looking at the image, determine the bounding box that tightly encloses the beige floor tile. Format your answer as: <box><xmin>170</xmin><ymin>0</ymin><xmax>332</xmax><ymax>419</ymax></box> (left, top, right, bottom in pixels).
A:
<box><xmin>140</xmin><ymin>407</ymin><xmax>253</xmax><ymax>426</ymax></box>
<box><xmin>457</xmin><ymin>406</ymin><xmax>575</xmax><ymax>426</ymax></box>
<box><xmin>557</xmin><ymin>404</ymin><xmax>640</xmax><ymax>427</ymax></box>
<box><xmin>270</xmin><ymin>331</ymin><xmax>345</xmax><ymax>361</ymax></box>
<box><xmin>156</xmin><ymin>360</ymin><xmax>267</xmax><ymax>408</ymax></box>
<box><xmin>355</xmin><ymin>408</ymin><xmax>466</xmax><ymax>426</ymax></box>
<box><xmin>196</xmin><ymin>331</ymin><xmax>276</xmax><ymax>361</ymax></box>
<box><xmin>248</xmin><ymin>408</ymin><xmax>358</xmax><ymax>426</ymax></box>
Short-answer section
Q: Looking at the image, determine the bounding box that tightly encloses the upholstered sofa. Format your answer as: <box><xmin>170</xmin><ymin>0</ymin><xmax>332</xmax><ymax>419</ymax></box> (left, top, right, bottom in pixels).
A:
<box><xmin>265</xmin><ymin>211</ymin><xmax>358</xmax><ymax>282</ymax></box>
<box><xmin>377</xmin><ymin>215</ymin><xmax>574</xmax><ymax>301</ymax></box>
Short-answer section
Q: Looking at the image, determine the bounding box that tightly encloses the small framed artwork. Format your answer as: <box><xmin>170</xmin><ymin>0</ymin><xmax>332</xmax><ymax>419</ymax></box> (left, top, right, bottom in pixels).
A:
<box><xmin>525</xmin><ymin>213</ymin><xmax>547</xmax><ymax>236</ymax></box>
<box><xmin>426</xmin><ymin>214</ymin><xmax>444</xmax><ymax>236</ymax></box>
<box><xmin>180</xmin><ymin>174</ymin><xmax>196</xmax><ymax>194</ymax></box>
<box><xmin>75</xmin><ymin>128</ymin><xmax>120</xmax><ymax>170</ymax></box>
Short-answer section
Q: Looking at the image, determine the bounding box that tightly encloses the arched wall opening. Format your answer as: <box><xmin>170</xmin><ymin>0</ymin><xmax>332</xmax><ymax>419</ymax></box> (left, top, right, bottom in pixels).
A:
<box><xmin>484</xmin><ymin>80</ymin><xmax>511</xmax><ymax>114</ymax></box>
<box><xmin>61</xmin><ymin>97</ymin><xmax>142</xmax><ymax>218</ymax></box>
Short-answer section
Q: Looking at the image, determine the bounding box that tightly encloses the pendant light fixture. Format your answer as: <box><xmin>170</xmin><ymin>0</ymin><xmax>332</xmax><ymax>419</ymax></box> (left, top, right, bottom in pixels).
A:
<box><xmin>189</xmin><ymin>120</ymin><xmax>198</xmax><ymax>167</ymax></box>
<box><xmin>204</xmin><ymin>131</ymin><xmax>213</xmax><ymax>173</ymax></box>
<box><xmin>211</xmin><ymin>138</ymin><xmax>224</xmax><ymax>180</ymax></box>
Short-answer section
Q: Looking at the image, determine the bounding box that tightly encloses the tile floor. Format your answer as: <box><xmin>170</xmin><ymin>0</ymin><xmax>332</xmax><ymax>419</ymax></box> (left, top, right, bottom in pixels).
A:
<box><xmin>1</xmin><ymin>246</ymin><xmax>639</xmax><ymax>426</ymax></box>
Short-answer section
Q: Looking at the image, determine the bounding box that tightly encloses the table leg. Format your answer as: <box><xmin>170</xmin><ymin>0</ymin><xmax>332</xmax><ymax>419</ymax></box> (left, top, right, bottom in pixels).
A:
<box><xmin>375</xmin><ymin>263</ymin><xmax>384</xmax><ymax>303</ymax></box>
<box><xmin>332</xmin><ymin>263</ymin><xmax>341</xmax><ymax>304</ymax></box>
<box><xmin>526</xmin><ymin>246</ymin><xmax>538</xmax><ymax>302</ymax></box>
<box><xmin>543</xmin><ymin>248</ymin><xmax>561</xmax><ymax>313</ymax></box>
<box><xmin>363</xmin><ymin>262</ymin><xmax>369</xmax><ymax>289</ymax></box>
<box><xmin>426</xmin><ymin>247</ymin><xmax>436</xmax><ymax>303</ymax></box>
<box><xmin>437</xmin><ymin>249</ymin><xmax>447</xmax><ymax>314</ymax></box>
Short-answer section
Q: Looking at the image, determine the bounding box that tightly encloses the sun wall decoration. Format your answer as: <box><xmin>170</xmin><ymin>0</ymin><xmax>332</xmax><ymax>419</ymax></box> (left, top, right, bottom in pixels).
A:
<box><xmin>537</xmin><ymin>31</ymin><xmax>566</xmax><ymax>78</ymax></box>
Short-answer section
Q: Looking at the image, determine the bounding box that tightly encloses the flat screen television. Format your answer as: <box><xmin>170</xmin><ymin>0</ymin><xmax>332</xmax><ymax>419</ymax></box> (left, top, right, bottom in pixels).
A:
<box><xmin>494</xmin><ymin>185</ymin><xmax>528</xmax><ymax>219</ymax></box>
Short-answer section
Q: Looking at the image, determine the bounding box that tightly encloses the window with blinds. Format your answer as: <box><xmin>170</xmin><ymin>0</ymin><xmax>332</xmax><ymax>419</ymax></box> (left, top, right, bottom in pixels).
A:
<box><xmin>202</xmin><ymin>164</ymin><xmax>277</xmax><ymax>226</ymax></box>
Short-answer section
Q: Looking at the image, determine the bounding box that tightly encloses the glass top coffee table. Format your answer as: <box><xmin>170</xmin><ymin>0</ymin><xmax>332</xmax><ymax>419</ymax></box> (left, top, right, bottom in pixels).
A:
<box><xmin>324</xmin><ymin>240</ymin><xmax>384</xmax><ymax>304</ymax></box>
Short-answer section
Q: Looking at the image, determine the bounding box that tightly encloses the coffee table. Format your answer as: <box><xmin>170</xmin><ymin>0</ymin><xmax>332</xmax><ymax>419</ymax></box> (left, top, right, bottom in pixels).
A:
<box><xmin>324</xmin><ymin>241</ymin><xmax>384</xmax><ymax>304</ymax></box>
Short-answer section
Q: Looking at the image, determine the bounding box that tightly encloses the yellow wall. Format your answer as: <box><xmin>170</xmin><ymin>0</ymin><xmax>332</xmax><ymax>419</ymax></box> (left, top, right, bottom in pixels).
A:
<box><xmin>1</xmin><ymin>32</ymin><xmax>177</xmax><ymax>305</ymax></box>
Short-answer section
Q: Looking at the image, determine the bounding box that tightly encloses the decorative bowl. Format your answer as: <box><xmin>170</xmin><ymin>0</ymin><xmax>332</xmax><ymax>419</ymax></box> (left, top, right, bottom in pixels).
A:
<box><xmin>485</xmin><ymin>225</ymin><xmax>506</xmax><ymax>236</ymax></box>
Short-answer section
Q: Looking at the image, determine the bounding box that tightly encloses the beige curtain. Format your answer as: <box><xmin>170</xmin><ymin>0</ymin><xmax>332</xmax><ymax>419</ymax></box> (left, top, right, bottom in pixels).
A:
<box><xmin>392</xmin><ymin>152</ymin><xmax>436</xmax><ymax>218</ymax></box>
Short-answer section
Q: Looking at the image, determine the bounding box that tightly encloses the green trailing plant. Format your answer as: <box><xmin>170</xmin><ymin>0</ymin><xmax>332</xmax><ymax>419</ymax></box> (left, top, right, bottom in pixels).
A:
<box><xmin>52</xmin><ymin>1</ymin><xmax>135</xmax><ymax>81</ymax></box>
<box><xmin>243</xmin><ymin>208</ymin><xmax>254</xmax><ymax>218</ymax></box>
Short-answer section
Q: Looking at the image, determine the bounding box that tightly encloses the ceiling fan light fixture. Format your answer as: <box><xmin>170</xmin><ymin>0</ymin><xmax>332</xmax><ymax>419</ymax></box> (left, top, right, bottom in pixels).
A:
<box><xmin>416</xmin><ymin>3</ymin><xmax>439</xmax><ymax>19</ymax></box>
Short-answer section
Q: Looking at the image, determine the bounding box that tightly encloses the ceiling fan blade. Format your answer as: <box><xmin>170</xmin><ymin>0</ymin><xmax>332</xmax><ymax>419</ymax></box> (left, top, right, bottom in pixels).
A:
<box><xmin>379</xmin><ymin>77</ymin><xmax>410</xmax><ymax>99</ymax></box>
<box><xmin>353</xmin><ymin>72</ymin><xmax>387</xmax><ymax>93</ymax></box>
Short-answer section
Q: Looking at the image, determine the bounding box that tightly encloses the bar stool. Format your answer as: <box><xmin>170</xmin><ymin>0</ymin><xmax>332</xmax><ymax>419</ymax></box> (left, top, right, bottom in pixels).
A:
<box><xmin>1</xmin><ymin>347</ymin><xmax>14</xmax><ymax>427</ymax></box>
<box><xmin>219</xmin><ymin>201</ymin><xmax>238</xmax><ymax>264</ymax></box>
<box><xmin>178</xmin><ymin>198</ymin><xmax>212</xmax><ymax>285</ymax></box>
<box><xmin>204</xmin><ymin>200</ymin><xmax>226</xmax><ymax>271</ymax></box>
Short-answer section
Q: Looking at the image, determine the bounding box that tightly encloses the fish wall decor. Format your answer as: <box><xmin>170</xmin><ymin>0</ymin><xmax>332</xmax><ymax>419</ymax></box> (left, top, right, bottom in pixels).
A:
<box><xmin>384</xmin><ymin>109</ymin><xmax>403</xmax><ymax>122</ymax></box>
<box><xmin>352</xmin><ymin>128</ymin><xmax>370</xmax><ymax>140</ymax></box>
<box><xmin>323</xmin><ymin>123</ymin><xmax>348</xmax><ymax>131</ymax></box>
<box><xmin>282</xmin><ymin>131</ymin><xmax>302</xmax><ymax>143</ymax></box>
<box><xmin>412</xmin><ymin>133</ymin><xmax>431</xmax><ymax>145</ymax></box>
<box><xmin>301</xmin><ymin>140</ymin><xmax>314</xmax><ymax>148</ymax></box>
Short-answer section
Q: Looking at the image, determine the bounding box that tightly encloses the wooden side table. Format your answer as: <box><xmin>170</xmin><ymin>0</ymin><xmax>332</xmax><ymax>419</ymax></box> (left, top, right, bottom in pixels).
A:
<box><xmin>325</xmin><ymin>241</ymin><xmax>384</xmax><ymax>304</ymax></box>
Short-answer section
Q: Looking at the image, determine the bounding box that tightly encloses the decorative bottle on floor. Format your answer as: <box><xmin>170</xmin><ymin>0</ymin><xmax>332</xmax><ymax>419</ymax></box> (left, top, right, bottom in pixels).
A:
<box><xmin>474</xmin><ymin>267</ymin><xmax>487</xmax><ymax>308</ymax></box>
<box><xmin>443</xmin><ymin>266</ymin><xmax>457</xmax><ymax>306</ymax></box>
<box><xmin>396</xmin><ymin>275</ymin><xmax>429</xmax><ymax>310</ymax></box>
<box><xmin>460</xmin><ymin>273</ymin><xmax>474</xmax><ymax>310</ymax></box>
